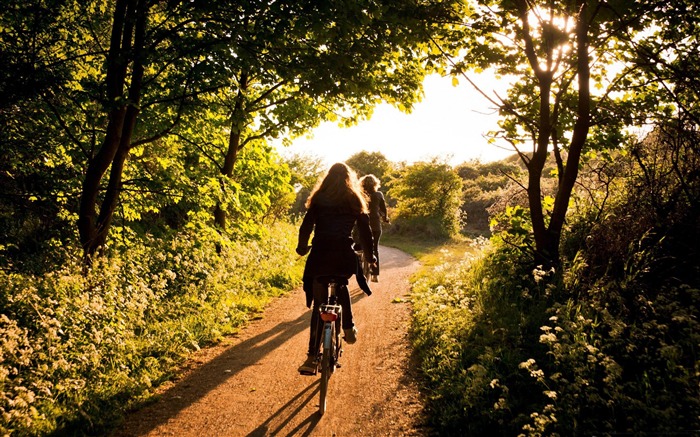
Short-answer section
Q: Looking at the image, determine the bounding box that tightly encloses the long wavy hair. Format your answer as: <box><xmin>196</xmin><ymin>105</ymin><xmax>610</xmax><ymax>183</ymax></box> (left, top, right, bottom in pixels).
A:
<box><xmin>306</xmin><ymin>163</ymin><xmax>368</xmax><ymax>214</ymax></box>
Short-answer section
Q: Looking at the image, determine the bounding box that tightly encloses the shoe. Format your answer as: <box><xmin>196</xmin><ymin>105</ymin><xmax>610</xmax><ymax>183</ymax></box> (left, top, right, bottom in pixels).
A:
<box><xmin>298</xmin><ymin>355</ymin><xmax>317</xmax><ymax>375</ymax></box>
<box><xmin>344</xmin><ymin>327</ymin><xmax>358</xmax><ymax>344</ymax></box>
<box><xmin>371</xmin><ymin>274</ymin><xmax>378</xmax><ymax>282</ymax></box>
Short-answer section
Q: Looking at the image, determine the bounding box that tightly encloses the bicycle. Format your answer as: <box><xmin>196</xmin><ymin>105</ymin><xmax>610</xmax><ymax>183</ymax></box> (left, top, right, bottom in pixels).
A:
<box><xmin>355</xmin><ymin>249</ymin><xmax>372</xmax><ymax>282</ymax></box>
<box><xmin>316</xmin><ymin>276</ymin><xmax>345</xmax><ymax>415</ymax></box>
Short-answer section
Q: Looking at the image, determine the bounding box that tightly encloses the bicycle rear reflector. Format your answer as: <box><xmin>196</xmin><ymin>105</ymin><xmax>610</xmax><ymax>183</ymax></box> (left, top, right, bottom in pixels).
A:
<box><xmin>320</xmin><ymin>312</ymin><xmax>338</xmax><ymax>322</ymax></box>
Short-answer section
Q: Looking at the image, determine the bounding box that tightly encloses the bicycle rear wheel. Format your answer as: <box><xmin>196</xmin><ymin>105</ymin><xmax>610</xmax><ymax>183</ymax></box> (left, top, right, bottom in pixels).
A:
<box><xmin>335</xmin><ymin>311</ymin><xmax>343</xmax><ymax>367</ymax></box>
<box><xmin>319</xmin><ymin>324</ymin><xmax>334</xmax><ymax>415</ymax></box>
<box><xmin>362</xmin><ymin>253</ymin><xmax>371</xmax><ymax>280</ymax></box>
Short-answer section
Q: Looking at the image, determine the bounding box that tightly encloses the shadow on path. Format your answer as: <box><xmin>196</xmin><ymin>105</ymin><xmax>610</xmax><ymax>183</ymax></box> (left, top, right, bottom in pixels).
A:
<box><xmin>114</xmin><ymin>285</ymin><xmax>370</xmax><ymax>436</ymax></box>
<box><xmin>246</xmin><ymin>380</ymin><xmax>322</xmax><ymax>437</ymax></box>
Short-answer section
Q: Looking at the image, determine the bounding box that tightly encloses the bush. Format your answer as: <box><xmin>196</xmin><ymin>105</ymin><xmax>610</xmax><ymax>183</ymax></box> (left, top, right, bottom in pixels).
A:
<box><xmin>388</xmin><ymin>160</ymin><xmax>463</xmax><ymax>239</ymax></box>
<box><xmin>410</xmin><ymin>237</ymin><xmax>554</xmax><ymax>435</ymax></box>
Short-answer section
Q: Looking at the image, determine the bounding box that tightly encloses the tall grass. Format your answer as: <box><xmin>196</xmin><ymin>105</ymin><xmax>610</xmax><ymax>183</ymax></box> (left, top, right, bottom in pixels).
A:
<box><xmin>410</xmin><ymin>231</ymin><xmax>700</xmax><ymax>435</ymax></box>
<box><xmin>409</xmin><ymin>237</ymin><xmax>553</xmax><ymax>435</ymax></box>
<box><xmin>0</xmin><ymin>223</ymin><xmax>304</xmax><ymax>436</ymax></box>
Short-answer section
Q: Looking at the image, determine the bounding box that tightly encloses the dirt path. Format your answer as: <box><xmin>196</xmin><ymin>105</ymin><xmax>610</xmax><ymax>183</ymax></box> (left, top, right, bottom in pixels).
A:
<box><xmin>113</xmin><ymin>246</ymin><xmax>428</xmax><ymax>436</ymax></box>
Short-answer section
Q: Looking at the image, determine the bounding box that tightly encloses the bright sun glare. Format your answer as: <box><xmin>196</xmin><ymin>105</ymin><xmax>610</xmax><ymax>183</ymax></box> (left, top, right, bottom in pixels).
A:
<box><xmin>276</xmin><ymin>73</ymin><xmax>516</xmax><ymax>167</ymax></box>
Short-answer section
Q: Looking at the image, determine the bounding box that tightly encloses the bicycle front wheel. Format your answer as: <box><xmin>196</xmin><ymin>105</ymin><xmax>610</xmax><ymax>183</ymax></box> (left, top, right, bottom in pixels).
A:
<box><xmin>319</xmin><ymin>324</ymin><xmax>334</xmax><ymax>415</ymax></box>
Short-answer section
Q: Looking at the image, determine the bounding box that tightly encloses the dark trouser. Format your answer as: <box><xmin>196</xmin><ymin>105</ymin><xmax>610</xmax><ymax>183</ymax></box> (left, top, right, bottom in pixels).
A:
<box><xmin>370</xmin><ymin>224</ymin><xmax>382</xmax><ymax>275</ymax></box>
<box><xmin>307</xmin><ymin>279</ymin><xmax>354</xmax><ymax>356</ymax></box>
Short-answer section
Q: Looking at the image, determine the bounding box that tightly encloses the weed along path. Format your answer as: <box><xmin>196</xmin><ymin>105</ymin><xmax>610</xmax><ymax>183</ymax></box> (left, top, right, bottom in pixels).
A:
<box><xmin>113</xmin><ymin>246</ymin><xmax>426</xmax><ymax>437</ymax></box>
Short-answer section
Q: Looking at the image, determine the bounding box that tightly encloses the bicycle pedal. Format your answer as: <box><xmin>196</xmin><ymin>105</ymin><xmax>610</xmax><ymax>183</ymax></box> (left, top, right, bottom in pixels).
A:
<box><xmin>299</xmin><ymin>369</ymin><xmax>317</xmax><ymax>376</ymax></box>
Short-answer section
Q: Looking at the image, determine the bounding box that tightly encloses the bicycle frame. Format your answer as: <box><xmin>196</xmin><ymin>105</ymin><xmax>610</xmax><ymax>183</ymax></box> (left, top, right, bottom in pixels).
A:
<box><xmin>318</xmin><ymin>281</ymin><xmax>343</xmax><ymax>415</ymax></box>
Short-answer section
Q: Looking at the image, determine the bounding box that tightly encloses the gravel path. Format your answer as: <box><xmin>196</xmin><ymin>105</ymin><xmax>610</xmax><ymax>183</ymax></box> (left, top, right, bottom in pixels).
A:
<box><xmin>112</xmin><ymin>246</ymin><xmax>428</xmax><ymax>436</ymax></box>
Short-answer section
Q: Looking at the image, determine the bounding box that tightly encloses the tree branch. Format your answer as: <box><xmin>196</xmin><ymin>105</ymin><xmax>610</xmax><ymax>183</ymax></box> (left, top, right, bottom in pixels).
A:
<box><xmin>42</xmin><ymin>94</ymin><xmax>88</xmax><ymax>157</ymax></box>
<box><xmin>174</xmin><ymin>133</ymin><xmax>223</xmax><ymax>170</ymax></box>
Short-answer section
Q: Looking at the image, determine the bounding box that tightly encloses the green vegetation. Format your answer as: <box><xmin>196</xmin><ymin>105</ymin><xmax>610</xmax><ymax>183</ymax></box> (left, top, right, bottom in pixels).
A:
<box><xmin>457</xmin><ymin>159</ymin><xmax>524</xmax><ymax>234</ymax></box>
<box><xmin>1</xmin><ymin>1</ymin><xmax>459</xmax><ymax>432</ymax></box>
<box><xmin>2</xmin><ymin>1</ymin><xmax>468</xmax><ymax>433</ymax></box>
<box><xmin>400</xmin><ymin>8</ymin><xmax>700</xmax><ymax>431</ymax></box>
<box><xmin>408</xmin><ymin>130</ymin><xmax>700</xmax><ymax>435</ymax></box>
<box><xmin>1</xmin><ymin>0</ymin><xmax>450</xmax><ymax>260</ymax></box>
<box><xmin>432</xmin><ymin>0</ymin><xmax>697</xmax><ymax>266</ymax></box>
<box><xmin>382</xmin><ymin>233</ymin><xmax>482</xmax><ymax>267</ymax></box>
<box><xmin>388</xmin><ymin>159</ymin><xmax>464</xmax><ymax>239</ymax></box>
<box><xmin>345</xmin><ymin>151</ymin><xmax>393</xmax><ymax>183</ymax></box>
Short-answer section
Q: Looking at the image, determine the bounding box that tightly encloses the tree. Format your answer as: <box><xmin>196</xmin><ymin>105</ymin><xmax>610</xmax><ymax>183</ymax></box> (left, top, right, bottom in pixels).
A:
<box><xmin>388</xmin><ymin>159</ymin><xmax>463</xmax><ymax>238</ymax></box>
<box><xmin>284</xmin><ymin>153</ymin><xmax>325</xmax><ymax>218</ymax></box>
<box><xmin>73</xmin><ymin>0</ymin><xmax>458</xmax><ymax>253</ymax></box>
<box><xmin>1</xmin><ymin>0</ymin><xmax>466</xmax><ymax>259</ymax></box>
<box><xmin>434</xmin><ymin>0</ymin><xmax>670</xmax><ymax>265</ymax></box>
<box><xmin>346</xmin><ymin>151</ymin><xmax>395</xmax><ymax>205</ymax></box>
<box><xmin>74</xmin><ymin>0</ymin><xmax>221</xmax><ymax>257</ymax></box>
<box><xmin>200</xmin><ymin>0</ymin><xmax>446</xmax><ymax>229</ymax></box>
<box><xmin>346</xmin><ymin>151</ymin><xmax>392</xmax><ymax>181</ymax></box>
<box><xmin>0</xmin><ymin>0</ymin><xmax>106</xmax><ymax>268</ymax></box>
<box><xmin>226</xmin><ymin>141</ymin><xmax>294</xmax><ymax>233</ymax></box>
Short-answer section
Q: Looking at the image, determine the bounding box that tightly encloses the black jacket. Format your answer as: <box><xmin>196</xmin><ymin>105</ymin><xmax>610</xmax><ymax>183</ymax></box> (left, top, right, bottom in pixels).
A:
<box><xmin>297</xmin><ymin>200</ymin><xmax>374</xmax><ymax>307</ymax></box>
<box><xmin>368</xmin><ymin>191</ymin><xmax>388</xmax><ymax>229</ymax></box>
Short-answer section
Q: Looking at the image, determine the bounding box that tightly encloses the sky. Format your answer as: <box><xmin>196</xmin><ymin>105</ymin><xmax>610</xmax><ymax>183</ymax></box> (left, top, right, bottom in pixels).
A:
<box><xmin>275</xmin><ymin>73</ymin><xmax>516</xmax><ymax>167</ymax></box>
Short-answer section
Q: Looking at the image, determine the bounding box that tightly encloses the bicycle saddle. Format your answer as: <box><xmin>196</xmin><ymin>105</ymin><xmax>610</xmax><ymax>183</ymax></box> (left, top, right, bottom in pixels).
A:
<box><xmin>315</xmin><ymin>275</ymin><xmax>349</xmax><ymax>286</ymax></box>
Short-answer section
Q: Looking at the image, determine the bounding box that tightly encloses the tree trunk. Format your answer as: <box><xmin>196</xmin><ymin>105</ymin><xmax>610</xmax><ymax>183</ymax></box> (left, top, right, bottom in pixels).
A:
<box><xmin>214</xmin><ymin>74</ymin><xmax>248</xmax><ymax>230</ymax></box>
<box><xmin>213</xmin><ymin>127</ymin><xmax>241</xmax><ymax>230</ymax></box>
<box><xmin>516</xmin><ymin>0</ymin><xmax>592</xmax><ymax>268</ymax></box>
<box><xmin>546</xmin><ymin>1</ymin><xmax>592</xmax><ymax>265</ymax></box>
<box><xmin>91</xmin><ymin>103</ymin><xmax>141</xmax><ymax>251</ymax></box>
<box><xmin>78</xmin><ymin>106</ymin><xmax>127</xmax><ymax>255</ymax></box>
<box><xmin>514</xmin><ymin>0</ymin><xmax>560</xmax><ymax>266</ymax></box>
<box><xmin>78</xmin><ymin>0</ymin><xmax>147</xmax><ymax>258</ymax></box>
<box><xmin>529</xmin><ymin>77</ymin><xmax>556</xmax><ymax>266</ymax></box>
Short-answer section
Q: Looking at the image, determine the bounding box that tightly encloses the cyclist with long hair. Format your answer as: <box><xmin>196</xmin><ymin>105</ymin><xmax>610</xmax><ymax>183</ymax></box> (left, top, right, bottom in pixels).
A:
<box><xmin>295</xmin><ymin>163</ymin><xmax>375</xmax><ymax>375</ymax></box>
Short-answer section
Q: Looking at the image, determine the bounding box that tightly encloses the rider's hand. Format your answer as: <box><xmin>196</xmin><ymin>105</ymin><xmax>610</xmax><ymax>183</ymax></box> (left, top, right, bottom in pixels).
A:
<box><xmin>296</xmin><ymin>245</ymin><xmax>310</xmax><ymax>256</ymax></box>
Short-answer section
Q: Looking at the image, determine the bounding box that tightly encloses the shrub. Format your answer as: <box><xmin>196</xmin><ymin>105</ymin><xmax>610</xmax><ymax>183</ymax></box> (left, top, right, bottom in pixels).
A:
<box><xmin>410</xmin><ymin>237</ymin><xmax>554</xmax><ymax>435</ymax></box>
<box><xmin>388</xmin><ymin>160</ymin><xmax>463</xmax><ymax>239</ymax></box>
